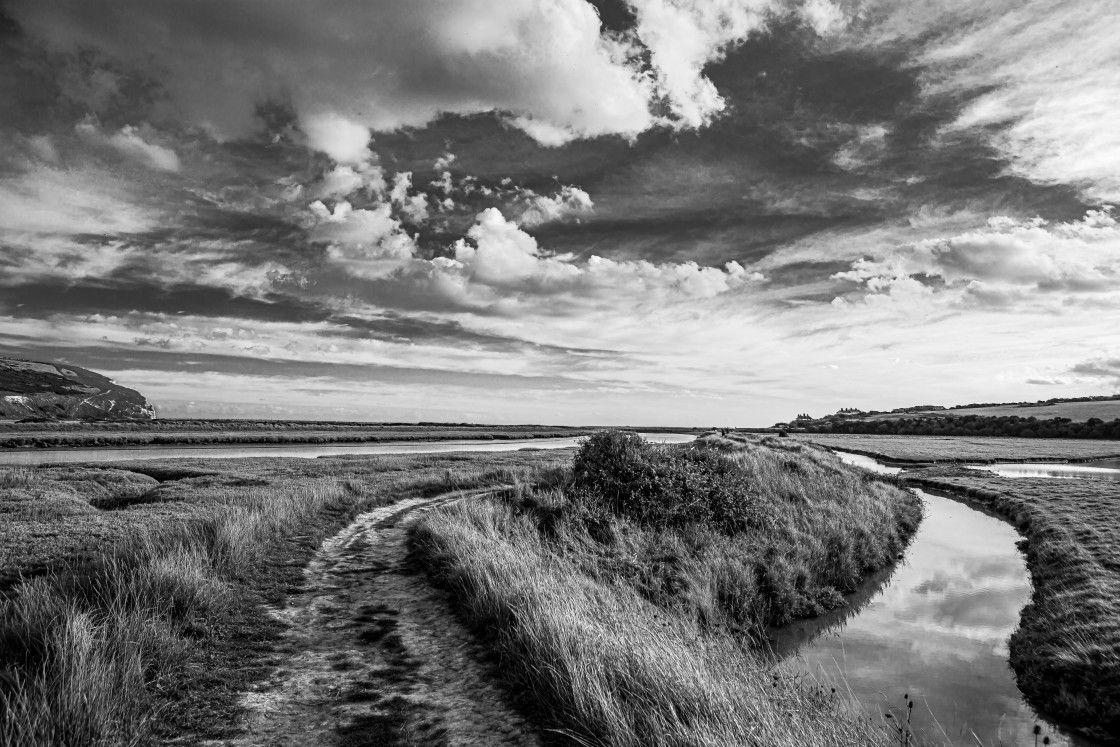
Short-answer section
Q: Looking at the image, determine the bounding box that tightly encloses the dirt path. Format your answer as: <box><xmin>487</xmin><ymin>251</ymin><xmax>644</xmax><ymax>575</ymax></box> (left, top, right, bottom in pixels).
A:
<box><xmin>212</xmin><ymin>489</ymin><xmax>541</xmax><ymax>746</ymax></box>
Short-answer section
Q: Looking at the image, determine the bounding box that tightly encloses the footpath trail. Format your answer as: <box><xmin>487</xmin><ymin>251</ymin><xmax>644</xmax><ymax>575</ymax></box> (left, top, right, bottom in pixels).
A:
<box><xmin>213</xmin><ymin>489</ymin><xmax>541</xmax><ymax>747</ymax></box>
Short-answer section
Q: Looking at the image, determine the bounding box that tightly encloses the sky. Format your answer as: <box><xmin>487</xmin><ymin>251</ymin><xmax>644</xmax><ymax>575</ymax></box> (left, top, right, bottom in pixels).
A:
<box><xmin>1</xmin><ymin>0</ymin><xmax>1119</xmax><ymax>426</ymax></box>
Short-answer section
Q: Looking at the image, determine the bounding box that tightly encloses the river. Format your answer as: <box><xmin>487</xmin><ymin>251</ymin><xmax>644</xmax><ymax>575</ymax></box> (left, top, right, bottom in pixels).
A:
<box><xmin>771</xmin><ymin>450</ymin><xmax>1096</xmax><ymax>746</ymax></box>
<box><xmin>0</xmin><ymin>432</ymin><xmax>697</xmax><ymax>465</ymax></box>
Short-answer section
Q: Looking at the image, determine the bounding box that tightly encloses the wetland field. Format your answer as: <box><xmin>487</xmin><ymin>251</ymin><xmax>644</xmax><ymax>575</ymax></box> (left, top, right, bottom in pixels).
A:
<box><xmin>1</xmin><ymin>431</ymin><xmax>1117</xmax><ymax>745</ymax></box>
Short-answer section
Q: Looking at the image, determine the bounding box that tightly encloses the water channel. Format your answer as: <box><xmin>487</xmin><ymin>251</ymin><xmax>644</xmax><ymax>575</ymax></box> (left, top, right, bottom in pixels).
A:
<box><xmin>0</xmin><ymin>432</ymin><xmax>697</xmax><ymax>466</ymax></box>
<box><xmin>771</xmin><ymin>450</ymin><xmax>1097</xmax><ymax>745</ymax></box>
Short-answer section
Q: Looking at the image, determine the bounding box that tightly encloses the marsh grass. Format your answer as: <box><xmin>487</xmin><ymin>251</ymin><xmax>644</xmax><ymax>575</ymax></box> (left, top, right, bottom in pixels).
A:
<box><xmin>0</xmin><ymin>450</ymin><xmax>570</xmax><ymax>745</ymax></box>
<box><xmin>0</xmin><ymin>478</ymin><xmax>358</xmax><ymax>746</ymax></box>
<box><xmin>412</xmin><ymin>433</ymin><xmax>922</xmax><ymax>745</ymax></box>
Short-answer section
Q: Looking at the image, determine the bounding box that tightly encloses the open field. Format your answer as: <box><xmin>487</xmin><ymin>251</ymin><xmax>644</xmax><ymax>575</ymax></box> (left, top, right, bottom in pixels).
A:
<box><xmin>905</xmin><ymin>468</ymin><xmax>1120</xmax><ymax>740</ymax></box>
<box><xmin>410</xmin><ymin>432</ymin><xmax>922</xmax><ymax>746</ymax></box>
<box><xmin>865</xmin><ymin>399</ymin><xmax>1120</xmax><ymax>423</ymax></box>
<box><xmin>791</xmin><ymin>433</ymin><xmax>1120</xmax><ymax>463</ymax></box>
<box><xmin>0</xmin><ymin>421</ymin><xmax>612</xmax><ymax>450</ymax></box>
<box><xmin>0</xmin><ymin>449</ymin><xmax>568</xmax><ymax>745</ymax></box>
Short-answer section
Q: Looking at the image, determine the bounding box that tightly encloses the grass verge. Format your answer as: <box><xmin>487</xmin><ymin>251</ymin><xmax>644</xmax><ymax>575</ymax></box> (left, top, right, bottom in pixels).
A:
<box><xmin>411</xmin><ymin>432</ymin><xmax>922</xmax><ymax>745</ymax></box>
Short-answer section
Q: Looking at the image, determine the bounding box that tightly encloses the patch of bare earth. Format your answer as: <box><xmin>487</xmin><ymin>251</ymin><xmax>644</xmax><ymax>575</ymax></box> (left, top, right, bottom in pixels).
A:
<box><xmin>209</xmin><ymin>489</ymin><xmax>540</xmax><ymax>747</ymax></box>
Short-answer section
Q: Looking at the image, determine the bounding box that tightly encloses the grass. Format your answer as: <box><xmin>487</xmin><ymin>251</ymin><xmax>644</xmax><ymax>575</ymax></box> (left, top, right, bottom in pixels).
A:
<box><xmin>904</xmin><ymin>467</ymin><xmax>1120</xmax><ymax>741</ymax></box>
<box><xmin>790</xmin><ymin>433</ymin><xmax>1120</xmax><ymax>463</ymax></box>
<box><xmin>410</xmin><ymin>432</ymin><xmax>922</xmax><ymax>745</ymax></box>
<box><xmin>0</xmin><ymin>450</ymin><xmax>566</xmax><ymax>745</ymax></box>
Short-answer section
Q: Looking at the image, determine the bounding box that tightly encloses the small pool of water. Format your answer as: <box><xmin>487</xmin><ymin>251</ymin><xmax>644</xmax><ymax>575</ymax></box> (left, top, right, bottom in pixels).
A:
<box><xmin>0</xmin><ymin>432</ymin><xmax>696</xmax><ymax>466</ymax></box>
<box><xmin>775</xmin><ymin>456</ymin><xmax>1093</xmax><ymax>745</ymax></box>
<box><xmin>966</xmin><ymin>463</ymin><xmax>1120</xmax><ymax>480</ymax></box>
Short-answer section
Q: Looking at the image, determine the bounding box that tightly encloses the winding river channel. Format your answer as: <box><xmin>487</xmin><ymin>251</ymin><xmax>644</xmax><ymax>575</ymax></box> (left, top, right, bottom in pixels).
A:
<box><xmin>772</xmin><ymin>451</ymin><xmax>1103</xmax><ymax>746</ymax></box>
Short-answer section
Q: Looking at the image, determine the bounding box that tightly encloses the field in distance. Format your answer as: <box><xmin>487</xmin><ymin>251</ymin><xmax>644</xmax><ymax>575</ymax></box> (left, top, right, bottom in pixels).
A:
<box><xmin>863</xmin><ymin>399</ymin><xmax>1120</xmax><ymax>423</ymax></box>
<box><xmin>789</xmin><ymin>433</ymin><xmax>1120</xmax><ymax>463</ymax></box>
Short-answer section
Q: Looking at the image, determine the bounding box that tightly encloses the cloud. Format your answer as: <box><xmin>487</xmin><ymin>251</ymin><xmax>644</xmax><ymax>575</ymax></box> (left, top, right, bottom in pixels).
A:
<box><xmin>311</xmin><ymin>164</ymin><xmax>384</xmax><ymax>200</ymax></box>
<box><xmin>301</xmin><ymin>112</ymin><xmax>373</xmax><ymax>165</ymax></box>
<box><xmin>516</xmin><ymin>185</ymin><xmax>594</xmax><ymax>227</ymax></box>
<box><xmin>0</xmin><ymin>163</ymin><xmax>156</xmax><ymax>237</ymax></box>
<box><xmin>74</xmin><ymin>120</ymin><xmax>181</xmax><ymax>172</ymax></box>
<box><xmin>454</xmin><ymin>207</ymin><xmax>580</xmax><ymax>286</ymax></box>
<box><xmin>860</xmin><ymin>0</ymin><xmax>1120</xmax><ymax>202</ymax></box>
<box><xmin>388</xmin><ymin>173</ymin><xmax>430</xmax><ymax>223</ymax></box>
<box><xmin>362</xmin><ymin>207</ymin><xmax>765</xmax><ymax>316</ymax></box>
<box><xmin>25</xmin><ymin>135</ymin><xmax>60</xmax><ymax>165</ymax></box>
<box><xmin>10</xmin><ymin>0</ymin><xmax>846</xmax><ymax>150</ymax></box>
<box><xmin>833</xmin><ymin>209</ymin><xmax>1120</xmax><ymax>307</ymax></box>
<box><xmin>10</xmin><ymin>0</ymin><xmax>652</xmax><ymax>145</ymax></box>
<box><xmin>628</xmin><ymin>0</ymin><xmax>847</xmax><ymax>127</ymax></box>
<box><xmin>1069</xmin><ymin>358</ymin><xmax>1120</xmax><ymax>388</ymax></box>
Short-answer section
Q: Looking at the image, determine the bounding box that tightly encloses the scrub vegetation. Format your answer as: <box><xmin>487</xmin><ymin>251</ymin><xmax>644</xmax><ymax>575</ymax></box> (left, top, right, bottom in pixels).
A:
<box><xmin>0</xmin><ymin>450</ymin><xmax>563</xmax><ymax>746</ymax></box>
<box><xmin>411</xmin><ymin>431</ymin><xmax>922</xmax><ymax>746</ymax></box>
<box><xmin>905</xmin><ymin>467</ymin><xmax>1120</xmax><ymax>741</ymax></box>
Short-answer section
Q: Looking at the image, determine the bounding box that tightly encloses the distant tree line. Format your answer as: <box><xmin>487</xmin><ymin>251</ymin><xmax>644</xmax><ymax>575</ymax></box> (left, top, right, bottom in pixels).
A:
<box><xmin>796</xmin><ymin>414</ymin><xmax>1120</xmax><ymax>440</ymax></box>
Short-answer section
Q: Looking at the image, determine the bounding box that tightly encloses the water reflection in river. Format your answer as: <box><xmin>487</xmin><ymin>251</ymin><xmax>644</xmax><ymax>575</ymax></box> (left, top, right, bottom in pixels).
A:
<box><xmin>774</xmin><ymin>483</ymin><xmax>1087</xmax><ymax>745</ymax></box>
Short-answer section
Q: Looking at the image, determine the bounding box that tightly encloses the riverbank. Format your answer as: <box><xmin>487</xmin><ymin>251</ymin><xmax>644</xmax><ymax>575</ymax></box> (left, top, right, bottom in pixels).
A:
<box><xmin>410</xmin><ymin>432</ymin><xmax>922</xmax><ymax>745</ymax></box>
<box><xmin>905</xmin><ymin>467</ymin><xmax>1120</xmax><ymax>742</ymax></box>
<box><xmin>0</xmin><ymin>450</ymin><xmax>567</xmax><ymax>744</ymax></box>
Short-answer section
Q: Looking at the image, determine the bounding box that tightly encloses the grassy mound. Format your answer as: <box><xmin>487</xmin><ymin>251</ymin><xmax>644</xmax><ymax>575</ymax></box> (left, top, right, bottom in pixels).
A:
<box><xmin>412</xmin><ymin>432</ymin><xmax>922</xmax><ymax>745</ymax></box>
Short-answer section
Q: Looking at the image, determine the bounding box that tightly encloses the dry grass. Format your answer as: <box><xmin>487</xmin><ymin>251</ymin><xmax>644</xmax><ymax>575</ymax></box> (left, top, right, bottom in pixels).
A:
<box><xmin>411</xmin><ymin>434</ymin><xmax>921</xmax><ymax>746</ymax></box>
<box><xmin>905</xmin><ymin>468</ymin><xmax>1120</xmax><ymax>740</ymax></box>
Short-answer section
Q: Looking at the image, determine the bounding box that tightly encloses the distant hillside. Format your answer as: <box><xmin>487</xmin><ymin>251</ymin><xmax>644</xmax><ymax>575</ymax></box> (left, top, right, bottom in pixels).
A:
<box><xmin>0</xmin><ymin>357</ymin><xmax>154</xmax><ymax>421</ymax></box>
<box><xmin>776</xmin><ymin>395</ymin><xmax>1120</xmax><ymax>440</ymax></box>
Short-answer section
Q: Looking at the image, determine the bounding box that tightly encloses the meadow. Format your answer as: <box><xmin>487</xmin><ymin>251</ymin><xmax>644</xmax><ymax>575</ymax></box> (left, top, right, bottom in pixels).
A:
<box><xmin>790</xmin><ymin>433</ymin><xmax>1120</xmax><ymax>463</ymax></box>
<box><xmin>905</xmin><ymin>467</ymin><xmax>1120</xmax><ymax>740</ymax></box>
<box><xmin>410</xmin><ymin>432</ymin><xmax>922</xmax><ymax>746</ymax></box>
<box><xmin>0</xmin><ymin>449</ymin><xmax>567</xmax><ymax>745</ymax></box>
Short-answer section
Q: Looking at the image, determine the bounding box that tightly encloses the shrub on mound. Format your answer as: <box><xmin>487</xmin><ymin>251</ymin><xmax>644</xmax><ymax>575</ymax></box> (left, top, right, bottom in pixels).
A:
<box><xmin>571</xmin><ymin>430</ymin><xmax>765</xmax><ymax>532</ymax></box>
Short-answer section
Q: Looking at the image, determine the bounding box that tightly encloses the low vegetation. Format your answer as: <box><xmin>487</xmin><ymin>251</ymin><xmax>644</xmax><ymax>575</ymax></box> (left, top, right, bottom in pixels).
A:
<box><xmin>790</xmin><ymin>433</ymin><xmax>1120</xmax><ymax>463</ymax></box>
<box><xmin>0</xmin><ymin>450</ymin><xmax>562</xmax><ymax>745</ymax></box>
<box><xmin>905</xmin><ymin>468</ymin><xmax>1120</xmax><ymax>741</ymax></box>
<box><xmin>411</xmin><ymin>431</ymin><xmax>922</xmax><ymax>745</ymax></box>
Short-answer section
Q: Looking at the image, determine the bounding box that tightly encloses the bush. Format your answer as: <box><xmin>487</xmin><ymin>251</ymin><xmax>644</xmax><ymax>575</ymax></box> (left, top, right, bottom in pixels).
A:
<box><xmin>571</xmin><ymin>431</ymin><xmax>765</xmax><ymax>532</ymax></box>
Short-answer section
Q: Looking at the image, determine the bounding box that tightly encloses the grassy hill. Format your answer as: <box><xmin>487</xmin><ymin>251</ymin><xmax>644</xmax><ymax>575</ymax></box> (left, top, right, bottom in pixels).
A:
<box><xmin>861</xmin><ymin>398</ymin><xmax>1120</xmax><ymax>423</ymax></box>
